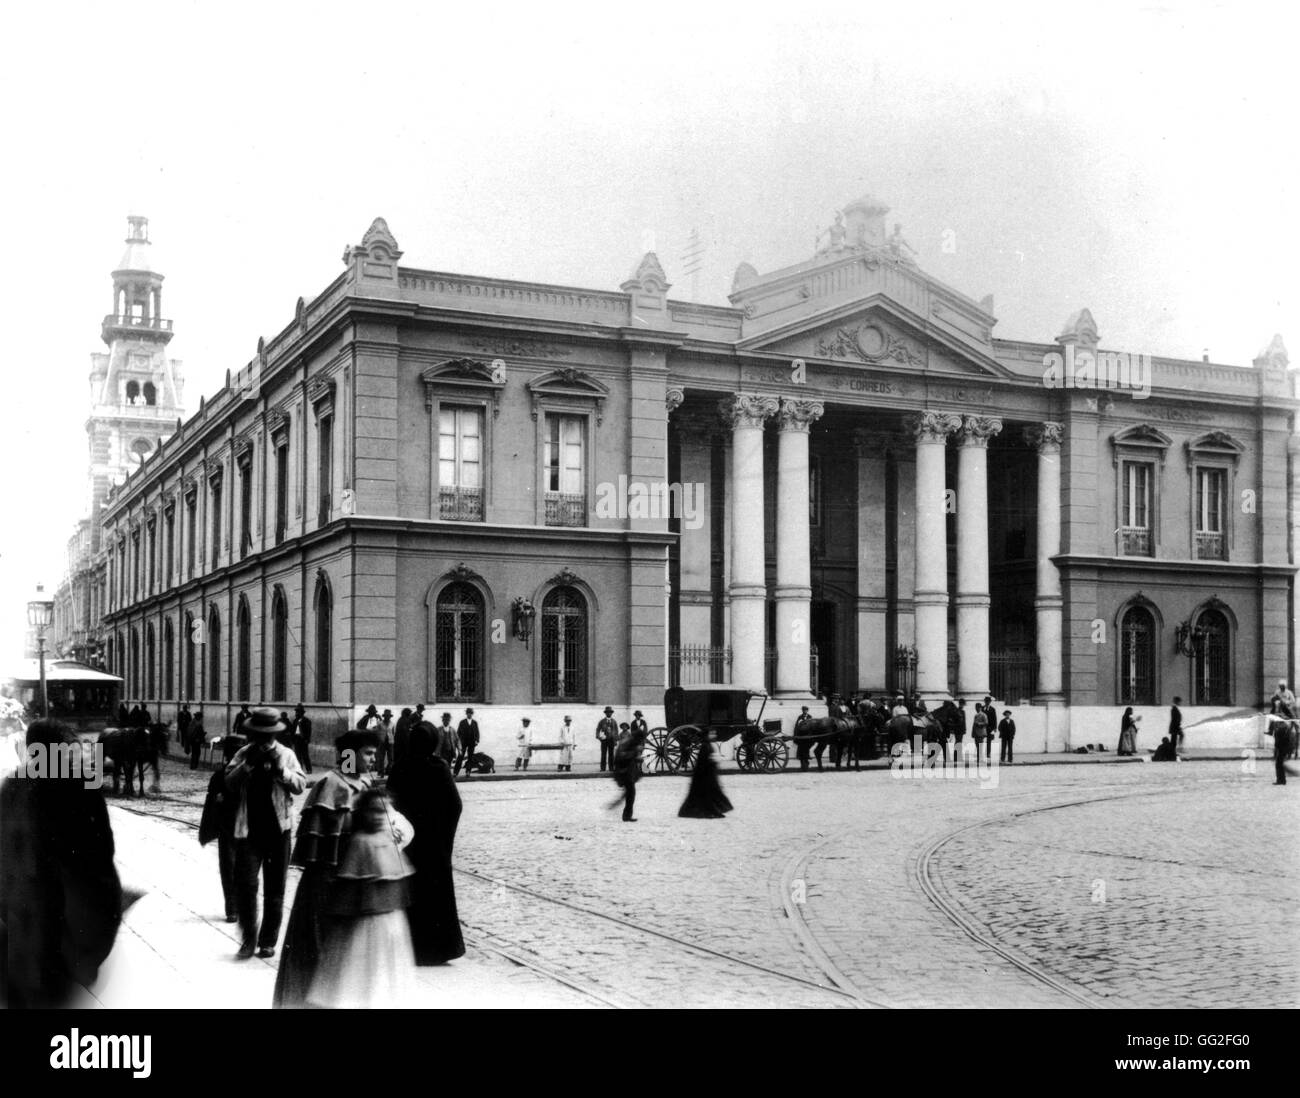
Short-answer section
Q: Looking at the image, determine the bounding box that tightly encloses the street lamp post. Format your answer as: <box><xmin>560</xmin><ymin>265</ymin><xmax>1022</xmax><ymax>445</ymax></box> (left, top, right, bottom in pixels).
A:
<box><xmin>27</xmin><ymin>588</ymin><xmax>54</xmax><ymax>719</ymax></box>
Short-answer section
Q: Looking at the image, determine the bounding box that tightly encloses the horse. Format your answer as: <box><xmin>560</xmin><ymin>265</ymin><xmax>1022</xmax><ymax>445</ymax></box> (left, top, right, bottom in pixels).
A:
<box><xmin>101</xmin><ymin>724</ymin><xmax>166</xmax><ymax>796</ymax></box>
<box><xmin>792</xmin><ymin>715</ymin><xmax>863</xmax><ymax>770</ymax></box>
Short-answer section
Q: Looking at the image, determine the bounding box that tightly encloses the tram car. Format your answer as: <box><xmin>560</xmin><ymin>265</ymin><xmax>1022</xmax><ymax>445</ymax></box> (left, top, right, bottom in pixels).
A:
<box><xmin>642</xmin><ymin>685</ymin><xmax>789</xmax><ymax>774</ymax></box>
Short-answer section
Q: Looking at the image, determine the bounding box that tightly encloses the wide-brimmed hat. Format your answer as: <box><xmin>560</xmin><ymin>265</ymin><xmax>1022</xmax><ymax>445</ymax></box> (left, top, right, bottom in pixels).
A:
<box><xmin>365</xmin><ymin>705</ymin><xmax>378</xmax><ymax>715</ymax></box>
<box><xmin>244</xmin><ymin>707</ymin><xmax>288</xmax><ymax>736</ymax></box>
<box><xmin>1003</xmin><ymin>710</ymin><xmax>1012</xmax><ymax>716</ymax></box>
<box><xmin>603</xmin><ymin>706</ymin><xmax>614</xmax><ymax>715</ymax></box>
<box><xmin>634</xmin><ymin>710</ymin><xmax>643</xmax><ymax>717</ymax></box>
<box><xmin>382</xmin><ymin>709</ymin><xmax>392</xmax><ymax>718</ymax></box>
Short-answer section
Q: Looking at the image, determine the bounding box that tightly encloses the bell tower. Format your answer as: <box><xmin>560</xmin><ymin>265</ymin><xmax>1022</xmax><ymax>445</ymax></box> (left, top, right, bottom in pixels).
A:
<box><xmin>86</xmin><ymin>216</ymin><xmax>186</xmax><ymax>530</ymax></box>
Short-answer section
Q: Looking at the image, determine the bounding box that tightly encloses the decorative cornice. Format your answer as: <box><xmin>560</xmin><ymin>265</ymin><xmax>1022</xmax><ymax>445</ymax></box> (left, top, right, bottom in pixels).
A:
<box><xmin>777</xmin><ymin>398</ymin><xmax>825</xmax><ymax>433</ymax></box>
<box><xmin>234</xmin><ymin>433</ymin><xmax>254</xmax><ymax>462</ymax></box>
<box><xmin>468</xmin><ymin>336</ymin><xmax>570</xmax><ymax>360</ymax></box>
<box><xmin>448</xmin><ymin>562</ymin><xmax>484</xmax><ymax>585</ymax></box>
<box><xmin>1024</xmin><ymin>422</ymin><xmax>1065</xmax><ymax>452</ymax></box>
<box><xmin>958</xmin><ymin>415</ymin><xmax>1003</xmax><ymax>447</ymax></box>
<box><xmin>267</xmin><ymin>405</ymin><xmax>289</xmax><ymax>435</ymax></box>
<box><xmin>307</xmin><ymin>375</ymin><xmax>337</xmax><ymax>412</ymax></box>
<box><xmin>719</xmin><ymin>393</ymin><xmax>778</xmax><ymax>431</ymax></box>
<box><xmin>550</xmin><ymin>566</ymin><xmax>581</xmax><ymax>588</ymax></box>
<box><xmin>527</xmin><ymin>368</ymin><xmax>609</xmax><ymax>425</ymax></box>
<box><xmin>1185</xmin><ymin>430</ymin><xmax>1246</xmax><ymax>468</ymax></box>
<box><xmin>906</xmin><ymin>411</ymin><xmax>962</xmax><ymax>443</ymax></box>
<box><xmin>421</xmin><ymin>357</ymin><xmax>506</xmax><ymax>416</ymax></box>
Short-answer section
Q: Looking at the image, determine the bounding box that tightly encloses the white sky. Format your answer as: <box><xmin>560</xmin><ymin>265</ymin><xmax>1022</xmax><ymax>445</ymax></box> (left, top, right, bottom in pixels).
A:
<box><xmin>0</xmin><ymin>0</ymin><xmax>1295</xmax><ymax>656</ymax></box>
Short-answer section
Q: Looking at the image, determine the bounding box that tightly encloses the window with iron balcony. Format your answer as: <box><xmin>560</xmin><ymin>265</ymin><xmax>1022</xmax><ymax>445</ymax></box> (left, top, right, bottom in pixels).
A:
<box><xmin>438</xmin><ymin>406</ymin><xmax>484</xmax><ymax>521</ymax></box>
<box><xmin>544</xmin><ymin>414</ymin><xmax>586</xmax><ymax>527</ymax></box>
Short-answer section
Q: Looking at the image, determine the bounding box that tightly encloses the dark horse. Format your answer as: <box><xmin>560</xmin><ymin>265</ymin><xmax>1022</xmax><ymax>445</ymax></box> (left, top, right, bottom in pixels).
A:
<box><xmin>101</xmin><ymin>724</ymin><xmax>167</xmax><ymax>796</ymax></box>
<box><xmin>792</xmin><ymin>715</ymin><xmax>871</xmax><ymax>770</ymax></box>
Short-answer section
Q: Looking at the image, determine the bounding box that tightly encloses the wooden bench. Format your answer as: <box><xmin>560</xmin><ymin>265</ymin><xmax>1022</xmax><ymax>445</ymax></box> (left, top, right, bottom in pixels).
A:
<box><xmin>520</xmin><ymin>741</ymin><xmax>571</xmax><ymax>770</ymax></box>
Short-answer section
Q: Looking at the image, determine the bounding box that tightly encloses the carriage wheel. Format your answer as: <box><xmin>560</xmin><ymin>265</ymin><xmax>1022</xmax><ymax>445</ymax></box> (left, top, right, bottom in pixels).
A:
<box><xmin>641</xmin><ymin>728</ymin><xmax>672</xmax><ymax>774</ymax></box>
<box><xmin>756</xmin><ymin>738</ymin><xmax>789</xmax><ymax>772</ymax></box>
<box><xmin>664</xmin><ymin>726</ymin><xmax>701</xmax><ymax>773</ymax></box>
<box><xmin>734</xmin><ymin>740</ymin><xmax>754</xmax><ymax>771</ymax></box>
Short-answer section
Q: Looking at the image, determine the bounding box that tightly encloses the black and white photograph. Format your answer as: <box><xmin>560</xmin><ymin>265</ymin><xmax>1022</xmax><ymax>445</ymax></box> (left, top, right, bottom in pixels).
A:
<box><xmin>0</xmin><ymin>0</ymin><xmax>1294</xmax><ymax>1072</ymax></box>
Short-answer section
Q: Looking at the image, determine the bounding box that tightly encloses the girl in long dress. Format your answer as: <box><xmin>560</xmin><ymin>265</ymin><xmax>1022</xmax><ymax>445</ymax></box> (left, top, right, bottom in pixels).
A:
<box><xmin>678</xmin><ymin>735</ymin><xmax>733</xmax><ymax>819</ymax></box>
<box><xmin>1117</xmin><ymin>707</ymin><xmax>1140</xmax><ymax>755</ymax></box>
<box><xmin>307</xmin><ymin>789</ymin><xmax>417</xmax><ymax>1009</ymax></box>
<box><xmin>387</xmin><ymin>723</ymin><xmax>466</xmax><ymax>964</ymax></box>
<box><xmin>272</xmin><ymin>730</ymin><xmax>378</xmax><ymax>1008</ymax></box>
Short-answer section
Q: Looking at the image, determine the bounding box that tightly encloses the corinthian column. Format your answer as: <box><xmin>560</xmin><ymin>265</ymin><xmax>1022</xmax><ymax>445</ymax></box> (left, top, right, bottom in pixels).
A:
<box><xmin>775</xmin><ymin>398</ymin><xmax>824</xmax><ymax>694</ymax></box>
<box><xmin>721</xmin><ymin>394</ymin><xmax>778</xmax><ymax>688</ymax></box>
<box><xmin>956</xmin><ymin>415</ymin><xmax>1002</xmax><ymax>698</ymax></box>
<box><xmin>1026</xmin><ymin>422</ymin><xmax>1065</xmax><ymax>699</ymax></box>
<box><xmin>908</xmin><ymin>411</ymin><xmax>961</xmax><ymax>697</ymax></box>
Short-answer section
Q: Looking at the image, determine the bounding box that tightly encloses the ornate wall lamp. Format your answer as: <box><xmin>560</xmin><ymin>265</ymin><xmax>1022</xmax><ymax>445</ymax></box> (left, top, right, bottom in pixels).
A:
<box><xmin>1174</xmin><ymin>620</ymin><xmax>1205</xmax><ymax>658</ymax></box>
<box><xmin>511</xmin><ymin>597</ymin><xmax>536</xmax><ymax>648</ymax></box>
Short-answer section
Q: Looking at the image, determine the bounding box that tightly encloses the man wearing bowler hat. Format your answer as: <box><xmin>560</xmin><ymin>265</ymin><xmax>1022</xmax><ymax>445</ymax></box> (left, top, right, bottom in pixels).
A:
<box><xmin>455</xmin><ymin>707</ymin><xmax>480</xmax><ymax>775</ymax></box>
<box><xmin>596</xmin><ymin>706</ymin><xmax>618</xmax><ymax>772</ymax></box>
<box><xmin>225</xmin><ymin>707</ymin><xmax>306</xmax><ymax>959</ymax></box>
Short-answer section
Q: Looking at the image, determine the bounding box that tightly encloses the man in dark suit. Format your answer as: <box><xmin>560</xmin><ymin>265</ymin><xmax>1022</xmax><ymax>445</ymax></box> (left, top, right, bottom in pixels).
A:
<box><xmin>794</xmin><ymin>706</ymin><xmax>813</xmax><ymax>770</ymax></box>
<box><xmin>596</xmin><ymin>707</ymin><xmax>618</xmax><ymax>771</ymax></box>
<box><xmin>456</xmin><ymin>707</ymin><xmax>480</xmax><ymax>775</ymax></box>
<box><xmin>232</xmin><ymin>704</ymin><xmax>252</xmax><ymax>739</ymax></box>
<box><xmin>1168</xmin><ymin>697</ymin><xmax>1183</xmax><ymax>757</ymax></box>
<box><xmin>290</xmin><ymin>703</ymin><xmax>312</xmax><ymax>774</ymax></box>
<box><xmin>998</xmin><ymin>710</ymin><xmax>1016</xmax><ymax>764</ymax></box>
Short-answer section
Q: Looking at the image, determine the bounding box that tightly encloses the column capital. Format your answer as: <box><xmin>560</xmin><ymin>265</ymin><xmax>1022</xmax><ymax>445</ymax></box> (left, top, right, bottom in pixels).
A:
<box><xmin>959</xmin><ymin>415</ymin><xmax>1003</xmax><ymax>447</ymax></box>
<box><xmin>776</xmin><ymin>397</ymin><xmax>825</xmax><ymax>433</ymax></box>
<box><xmin>719</xmin><ymin>393</ymin><xmax>778</xmax><ymax>431</ymax></box>
<box><xmin>1024</xmin><ymin>421</ymin><xmax>1065</xmax><ymax>452</ymax></box>
<box><xmin>665</xmin><ymin>387</ymin><xmax>685</xmax><ymax>414</ymax></box>
<box><xmin>906</xmin><ymin>410</ymin><xmax>962</xmax><ymax>443</ymax></box>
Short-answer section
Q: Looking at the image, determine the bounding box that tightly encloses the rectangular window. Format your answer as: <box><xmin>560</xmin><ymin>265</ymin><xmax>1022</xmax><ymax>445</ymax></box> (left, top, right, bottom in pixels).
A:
<box><xmin>239</xmin><ymin>459</ymin><xmax>253</xmax><ymax>558</ymax></box>
<box><xmin>132</xmin><ymin>533</ymin><xmax>141</xmax><ymax>600</ymax></box>
<box><xmin>1120</xmin><ymin>461</ymin><xmax>1152</xmax><ymax>555</ymax></box>
<box><xmin>186</xmin><ymin>495</ymin><xmax>197</xmax><ymax>576</ymax></box>
<box><xmin>274</xmin><ymin>442</ymin><xmax>289</xmax><ymax>545</ymax></box>
<box><xmin>438</xmin><ymin>406</ymin><xmax>483</xmax><ymax>520</ymax></box>
<box><xmin>544</xmin><ymin>414</ymin><xmax>585</xmax><ymax>527</ymax></box>
<box><xmin>1196</xmin><ymin>467</ymin><xmax>1226</xmax><ymax>560</ymax></box>
<box><xmin>147</xmin><ymin>522</ymin><xmax>157</xmax><ymax>591</ymax></box>
<box><xmin>318</xmin><ymin>416</ymin><xmax>333</xmax><ymax>526</ymax></box>
<box><xmin>210</xmin><ymin>477</ymin><xmax>223</xmax><ymax>565</ymax></box>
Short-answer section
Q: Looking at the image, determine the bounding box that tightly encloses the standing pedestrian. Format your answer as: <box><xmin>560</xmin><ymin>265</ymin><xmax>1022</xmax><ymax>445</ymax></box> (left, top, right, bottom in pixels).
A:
<box><xmin>1274</xmin><ymin>713</ymin><xmax>1295</xmax><ymax>785</ymax></box>
<box><xmin>455</xmin><ymin>707</ymin><xmax>480</xmax><ymax>776</ymax></box>
<box><xmin>232</xmin><ymin>704</ymin><xmax>252</xmax><ymax>739</ymax></box>
<box><xmin>357</xmin><ymin>704</ymin><xmax>379</xmax><ymax>732</ymax></box>
<box><xmin>515</xmin><ymin>717</ymin><xmax>533</xmax><ymax>771</ymax></box>
<box><xmin>0</xmin><ymin>720</ymin><xmax>124</xmax><ymax>1008</ymax></box>
<box><xmin>188</xmin><ymin>708</ymin><xmax>207</xmax><ymax>770</ymax></box>
<box><xmin>375</xmin><ymin>709</ymin><xmax>395</xmax><ymax>774</ymax></box>
<box><xmin>291</xmin><ymin>703</ymin><xmax>313</xmax><ymax>774</ymax></box>
<box><xmin>435</xmin><ymin>712</ymin><xmax>457</xmax><ymax>762</ymax></box>
<box><xmin>199</xmin><ymin>766</ymin><xmax>239</xmax><ymax>923</ymax></box>
<box><xmin>1168</xmin><ymin>697</ymin><xmax>1184</xmax><ymax>758</ymax></box>
<box><xmin>794</xmin><ymin>706</ymin><xmax>812</xmax><ymax>770</ymax></box>
<box><xmin>952</xmin><ymin>699</ymin><xmax>968</xmax><ymax>758</ymax></box>
<box><xmin>224</xmin><ymin>708</ymin><xmax>306</xmax><ymax>959</ymax></box>
<box><xmin>393</xmin><ymin>707</ymin><xmax>415</xmax><ymax>770</ymax></box>
<box><xmin>609</xmin><ymin>722</ymin><xmax>647</xmax><ymax>822</ymax></box>
<box><xmin>387</xmin><ymin>722</ymin><xmax>466</xmax><ymax>965</ymax></box>
<box><xmin>596</xmin><ymin>706</ymin><xmax>618</xmax><ymax>771</ymax></box>
<box><xmin>971</xmin><ymin>705</ymin><xmax>990</xmax><ymax>765</ymax></box>
<box><xmin>559</xmin><ymin>715</ymin><xmax>575</xmax><ymax>772</ymax></box>
<box><xmin>998</xmin><ymin>709</ymin><xmax>1016</xmax><ymax>764</ymax></box>
<box><xmin>1118</xmin><ymin>707</ymin><xmax>1140</xmax><ymax>756</ymax></box>
<box><xmin>273</xmin><ymin>729</ymin><xmax>377</xmax><ymax>1008</ymax></box>
<box><xmin>176</xmin><ymin>703</ymin><xmax>192</xmax><ymax>754</ymax></box>
<box><xmin>306</xmin><ymin>789</ymin><xmax>417</xmax><ymax>1008</ymax></box>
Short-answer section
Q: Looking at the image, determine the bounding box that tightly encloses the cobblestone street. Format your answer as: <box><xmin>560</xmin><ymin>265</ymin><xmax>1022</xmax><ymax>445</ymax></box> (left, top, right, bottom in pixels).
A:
<box><xmin>98</xmin><ymin>752</ymin><xmax>1300</xmax><ymax>1008</ymax></box>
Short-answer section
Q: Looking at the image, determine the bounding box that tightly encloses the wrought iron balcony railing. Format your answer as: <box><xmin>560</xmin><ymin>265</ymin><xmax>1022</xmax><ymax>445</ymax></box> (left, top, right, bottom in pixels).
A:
<box><xmin>1195</xmin><ymin>531</ymin><xmax>1225</xmax><ymax>561</ymax></box>
<box><xmin>439</xmin><ymin>486</ymin><xmax>483</xmax><ymax>522</ymax></box>
<box><xmin>1119</xmin><ymin>526</ymin><xmax>1152</xmax><ymax>556</ymax></box>
<box><xmin>545</xmin><ymin>492</ymin><xmax>587</xmax><ymax>528</ymax></box>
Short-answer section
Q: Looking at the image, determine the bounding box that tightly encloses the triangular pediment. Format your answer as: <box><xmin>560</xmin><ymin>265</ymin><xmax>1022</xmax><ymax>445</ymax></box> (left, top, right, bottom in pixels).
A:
<box><xmin>738</xmin><ymin>298</ymin><xmax>1010</xmax><ymax>379</ymax></box>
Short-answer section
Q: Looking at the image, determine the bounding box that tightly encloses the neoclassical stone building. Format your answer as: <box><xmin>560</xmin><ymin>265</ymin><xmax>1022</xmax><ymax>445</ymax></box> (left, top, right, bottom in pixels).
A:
<box><xmin>98</xmin><ymin>199</ymin><xmax>1296</xmax><ymax>755</ymax></box>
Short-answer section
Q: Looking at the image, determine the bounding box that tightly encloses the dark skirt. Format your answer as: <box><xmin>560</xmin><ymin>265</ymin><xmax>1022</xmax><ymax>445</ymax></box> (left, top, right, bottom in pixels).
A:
<box><xmin>405</xmin><ymin>849</ymin><xmax>465</xmax><ymax>965</ymax></box>
<box><xmin>272</xmin><ymin>864</ymin><xmax>333</xmax><ymax>1009</ymax></box>
<box><xmin>678</xmin><ymin>745</ymin><xmax>732</xmax><ymax>819</ymax></box>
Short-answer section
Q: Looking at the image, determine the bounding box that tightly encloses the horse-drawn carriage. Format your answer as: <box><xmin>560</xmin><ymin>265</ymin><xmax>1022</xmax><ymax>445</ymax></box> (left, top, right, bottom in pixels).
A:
<box><xmin>642</xmin><ymin>686</ymin><xmax>790</xmax><ymax>774</ymax></box>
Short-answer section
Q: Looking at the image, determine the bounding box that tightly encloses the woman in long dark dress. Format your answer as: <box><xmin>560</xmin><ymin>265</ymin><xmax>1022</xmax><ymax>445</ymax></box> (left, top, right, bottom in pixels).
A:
<box><xmin>272</xmin><ymin>730</ymin><xmax>377</xmax><ymax>1008</ymax></box>
<box><xmin>386</xmin><ymin>722</ymin><xmax>465</xmax><ymax>964</ymax></box>
<box><xmin>678</xmin><ymin>735</ymin><xmax>733</xmax><ymax>819</ymax></box>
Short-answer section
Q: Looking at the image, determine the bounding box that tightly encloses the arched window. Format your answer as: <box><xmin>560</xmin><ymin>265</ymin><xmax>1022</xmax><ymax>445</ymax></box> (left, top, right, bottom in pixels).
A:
<box><xmin>541</xmin><ymin>586</ymin><xmax>588</xmax><ymax>702</ymax></box>
<box><xmin>207</xmin><ymin>606</ymin><xmax>221</xmax><ymax>701</ymax></box>
<box><xmin>271</xmin><ymin>588</ymin><xmax>288</xmax><ymax>702</ymax></box>
<box><xmin>130</xmin><ymin>628</ymin><xmax>140</xmax><ymax>698</ymax></box>
<box><xmin>126</xmin><ymin>380</ymin><xmax>140</xmax><ymax>403</ymax></box>
<box><xmin>145</xmin><ymin>622</ymin><xmax>155</xmax><ymax>700</ymax></box>
<box><xmin>236</xmin><ymin>596</ymin><xmax>252</xmax><ymax>701</ymax></box>
<box><xmin>184</xmin><ymin>612</ymin><xmax>196</xmax><ymax>700</ymax></box>
<box><xmin>163</xmin><ymin>617</ymin><xmax>174</xmax><ymax>700</ymax></box>
<box><xmin>142</xmin><ymin>381</ymin><xmax>157</xmax><ymax>406</ymax></box>
<box><xmin>435</xmin><ymin>582</ymin><xmax>484</xmax><ymax>701</ymax></box>
<box><xmin>1194</xmin><ymin>608</ymin><xmax>1231</xmax><ymax>705</ymax></box>
<box><xmin>1120</xmin><ymin>605</ymin><xmax>1156</xmax><ymax>705</ymax></box>
<box><xmin>314</xmin><ymin>575</ymin><xmax>332</xmax><ymax>703</ymax></box>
